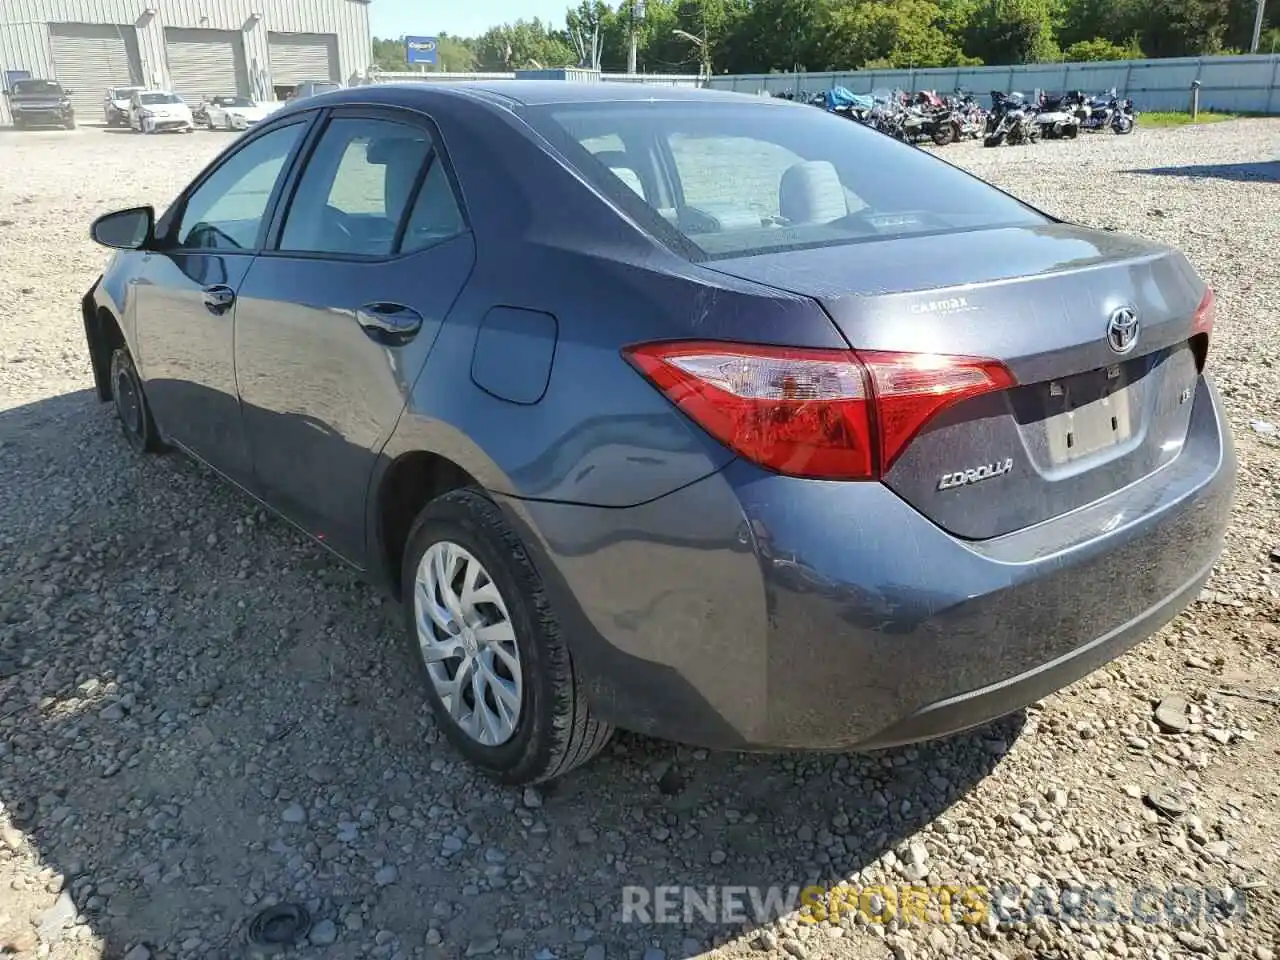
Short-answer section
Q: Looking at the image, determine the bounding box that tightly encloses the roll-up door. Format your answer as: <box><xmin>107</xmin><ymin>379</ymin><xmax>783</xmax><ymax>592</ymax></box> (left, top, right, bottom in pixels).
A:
<box><xmin>49</xmin><ymin>23</ymin><xmax>143</xmax><ymax>118</ymax></box>
<box><xmin>268</xmin><ymin>33</ymin><xmax>339</xmax><ymax>87</ymax></box>
<box><xmin>164</xmin><ymin>28</ymin><xmax>249</xmax><ymax>102</ymax></box>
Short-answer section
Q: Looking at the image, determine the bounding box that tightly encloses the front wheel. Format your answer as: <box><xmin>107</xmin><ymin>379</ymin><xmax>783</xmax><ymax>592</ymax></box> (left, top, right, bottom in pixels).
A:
<box><xmin>401</xmin><ymin>489</ymin><xmax>613</xmax><ymax>784</ymax></box>
<box><xmin>109</xmin><ymin>348</ymin><xmax>166</xmax><ymax>454</ymax></box>
<box><xmin>931</xmin><ymin>123</ymin><xmax>957</xmax><ymax>146</ymax></box>
<box><xmin>1113</xmin><ymin>116</ymin><xmax>1134</xmax><ymax>134</ymax></box>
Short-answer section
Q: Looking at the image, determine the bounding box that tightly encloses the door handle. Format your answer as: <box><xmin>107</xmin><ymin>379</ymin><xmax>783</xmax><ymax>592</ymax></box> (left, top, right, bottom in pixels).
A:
<box><xmin>356</xmin><ymin>302</ymin><xmax>423</xmax><ymax>346</ymax></box>
<box><xmin>202</xmin><ymin>284</ymin><xmax>236</xmax><ymax>314</ymax></box>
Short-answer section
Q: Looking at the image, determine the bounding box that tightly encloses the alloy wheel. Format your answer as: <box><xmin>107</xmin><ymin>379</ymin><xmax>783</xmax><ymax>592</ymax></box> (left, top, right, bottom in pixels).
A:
<box><xmin>413</xmin><ymin>541</ymin><xmax>523</xmax><ymax>746</ymax></box>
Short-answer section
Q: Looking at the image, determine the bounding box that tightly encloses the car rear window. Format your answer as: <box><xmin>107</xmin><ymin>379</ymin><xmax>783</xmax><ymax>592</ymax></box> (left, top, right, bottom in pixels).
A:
<box><xmin>12</xmin><ymin>80</ymin><xmax>63</xmax><ymax>96</ymax></box>
<box><xmin>140</xmin><ymin>93</ymin><xmax>181</xmax><ymax>104</ymax></box>
<box><xmin>522</xmin><ymin>100</ymin><xmax>1047</xmax><ymax>259</ymax></box>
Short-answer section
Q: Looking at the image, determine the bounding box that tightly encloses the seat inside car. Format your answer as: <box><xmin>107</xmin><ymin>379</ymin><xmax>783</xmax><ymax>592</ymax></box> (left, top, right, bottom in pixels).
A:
<box><xmin>779</xmin><ymin>159</ymin><xmax>850</xmax><ymax>225</ymax></box>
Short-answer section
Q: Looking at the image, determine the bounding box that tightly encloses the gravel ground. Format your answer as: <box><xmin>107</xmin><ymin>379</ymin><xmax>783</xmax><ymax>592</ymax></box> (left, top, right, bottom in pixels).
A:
<box><xmin>1</xmin><ymin>118</ymin><xmax>1279</xmax><ymax>960</ymax></box>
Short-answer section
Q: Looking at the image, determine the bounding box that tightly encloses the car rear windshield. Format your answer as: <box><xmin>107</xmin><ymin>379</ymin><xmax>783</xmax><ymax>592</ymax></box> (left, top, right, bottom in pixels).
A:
<box><xmin>522</xmin><ymin>99</ymin><xmax>1047</xmax><ymax>259</ymax></box>
<box><xmin>12</xmin><ymin>80</ymin><xmax>63</xmax><ymax>96</ymax></box>
<box><xmin>141</xmin><ymin>93</ymin><xmax>181</xmax><ymax>105</ymax></box>
<box><xmin>226</xmin><ymin>96</ymin><xmax>255</xmax><ymax>107</ymax></box>
<box><xmin>111</xmin><ymin>87</ymin><xmax>142</xmax><ymax>98</ymax></box>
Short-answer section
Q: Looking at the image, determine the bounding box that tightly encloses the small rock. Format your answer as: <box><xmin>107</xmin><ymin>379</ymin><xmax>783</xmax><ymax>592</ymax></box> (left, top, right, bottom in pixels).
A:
<box><xmin>753</xmin><ymin>931</ymin><xmax>779</xmax><ymax>951</ymax></box>
<box><xmin>123</xmin><ymin>947</ymin><xmax>152</xmax><ymax>960</ymax></box>
<box><xmin>781</xmin><ymin>940</ymin><xmax>808</xmax><ymax>959</ymax></box>
<box><xmin>99</xmin><ymin>702</ymin><xmax>125</xmax><ymax>722</ymax></box>
<box><xmin>710</xmin><ymin>850</ymin><xmax>727</xmax><ymax>865</ymax></box>
<box><xmin>465</xmin><ymin>935</ymin><xmax>499</xmax><ymax>956</ymax></box>
<box><xmin>584</xmin><ymin>947</ymin><xmax>605</xmax><ymax>960</ymax></box>
<box><xmin>1250</xmin><ymin>420</ymin><xmax>1276</xmax><ymax>435</ymax></box>
<box><xmin>374</xmin><ymin>865</ymin><xmax>398</xmax><ymax>886</ymax></box>
<box><xmin>1154</xmin><ymin>695</ymin><xmax>1191</xmax><ymax>734</ymax></box>
<box><xmin>310</xmin><ymin>919</ymin><xmax>338</xmax><ymax>945</ymax></box>
<box><xmin>522</xmin><ymin>787</ymin><xmax>543</xmax><ymax>809</ymax></box>
<box><xmin>281</xmin><ymin>804</ymin><xmax>307</xmax><ymax>824</ymax></box>
<box><xmin>1145</xmin><ymin>786</ymin><xmax>1189</xmax><ymax>817</ymax></box>
<box><xmin>642</xmin><ymin>949</ymin><xmax>666</xmax><ymax>960</ymax></box>
<box><xmin>1046</xmin><ymin>787</ymin><xmax>1068</xmax><ymax>807</ymax></box>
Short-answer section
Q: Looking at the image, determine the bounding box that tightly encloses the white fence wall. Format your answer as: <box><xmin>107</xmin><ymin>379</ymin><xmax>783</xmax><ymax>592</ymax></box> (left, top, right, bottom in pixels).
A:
<box><xmin>374</xmin><ymin>70</ymin><xmax>702</xmax><ymax>87</ymax></box>
<box><xmin>707</xmin><ymin>55</ymin><xmax>1280</xmax><ymax>114</ymax></box>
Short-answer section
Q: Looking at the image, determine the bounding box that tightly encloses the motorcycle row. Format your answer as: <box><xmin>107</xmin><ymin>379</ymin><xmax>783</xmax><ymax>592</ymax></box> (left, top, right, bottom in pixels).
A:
<box><xmin>772</xmin><ymin>86</ymin><xmax>1138</xmax><ymax>147</ymax></box>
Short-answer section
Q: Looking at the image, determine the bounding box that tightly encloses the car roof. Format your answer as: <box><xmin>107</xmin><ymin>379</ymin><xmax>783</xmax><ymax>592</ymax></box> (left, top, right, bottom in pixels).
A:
<box><xmin>313</xmin><ymin>80</ymin><xmax>771</xmax><ymax>109</ymax></box>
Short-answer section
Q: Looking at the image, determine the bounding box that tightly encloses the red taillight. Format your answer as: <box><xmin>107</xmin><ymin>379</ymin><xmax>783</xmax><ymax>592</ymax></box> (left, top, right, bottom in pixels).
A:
<box><xmin>1192</xmin><ymin>285</ymin><xmax>1216</xmax><ymax>336</ymax></box>
<box><xmin>1191</xmin><ymin>286</ymin><xmax>1215</xmax><ymax>370</ymax></box>
<box><xmin>623</xmin><ymin>341</ymin><xmax>1015</xmax><ymax>480</ymax></box>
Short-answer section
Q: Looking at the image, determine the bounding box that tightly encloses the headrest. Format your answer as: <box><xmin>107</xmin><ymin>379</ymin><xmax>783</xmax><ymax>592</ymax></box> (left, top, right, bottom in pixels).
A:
<box><xmin>779</xmin><ymin>161</ymin><xmax>848</xmax><ymax>226</ymax></box>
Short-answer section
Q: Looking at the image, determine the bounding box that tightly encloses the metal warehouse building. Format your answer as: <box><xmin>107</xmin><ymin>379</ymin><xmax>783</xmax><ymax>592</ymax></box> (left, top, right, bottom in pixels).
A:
<box><xmin>0</xmin><ymin>0</ymin><xmax>370</xmax><ymax>124</ymax></box>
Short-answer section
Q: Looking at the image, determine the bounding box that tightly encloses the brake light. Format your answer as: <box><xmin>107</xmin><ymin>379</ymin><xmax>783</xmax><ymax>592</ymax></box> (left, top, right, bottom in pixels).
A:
<box><xmin>1191</xmin><ymin>286</ymin><xmax>1215</xmax><ymax>371</ymax></box>
<box><xmin>623</xmin><ymin>341</ymin><xmax>1015</xmax><ymax>480</ymax></box>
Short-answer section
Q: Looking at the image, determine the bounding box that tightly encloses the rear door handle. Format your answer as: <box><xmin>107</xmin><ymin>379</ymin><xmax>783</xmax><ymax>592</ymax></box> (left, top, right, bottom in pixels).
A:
<box><xmin>202</xmin><ymin>284</ymin><xmax>236</xmax><ymax>314</ymax></box>
<box><xmin>356</xmin><ymin>302</ymin><xmax>423</xmax><ymax>346</ymax></box>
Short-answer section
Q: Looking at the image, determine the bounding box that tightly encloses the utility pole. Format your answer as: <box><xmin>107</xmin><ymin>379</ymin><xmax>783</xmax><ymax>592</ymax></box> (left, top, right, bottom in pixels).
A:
<box><xmin>628</xmin><ymin>0</ymin><xmax>645</xmax><ymax>74</ymax></box>
<box><xmin>1250</xmin><ymin>0</ymin><xmax>1266</xmax><ymax>53</ymax></box>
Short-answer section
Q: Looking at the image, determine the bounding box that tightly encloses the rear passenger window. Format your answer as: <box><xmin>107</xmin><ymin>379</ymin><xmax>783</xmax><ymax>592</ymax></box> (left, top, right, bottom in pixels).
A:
<box><xmin>399</xmin><ymin>157</ymin><xmax>465</xmax><ymax>253</ymax></box>
<box><xmin>279</xmin><ymin>116</ymin><xmax>431</xmax><ymax>257</ymax></box>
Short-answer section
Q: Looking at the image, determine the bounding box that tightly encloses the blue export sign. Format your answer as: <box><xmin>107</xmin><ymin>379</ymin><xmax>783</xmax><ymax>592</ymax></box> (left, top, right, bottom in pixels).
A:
<box><xmin>405</xmin><ymin>36</ymin><xmax>439</xmax><ymax>65</ymax></box>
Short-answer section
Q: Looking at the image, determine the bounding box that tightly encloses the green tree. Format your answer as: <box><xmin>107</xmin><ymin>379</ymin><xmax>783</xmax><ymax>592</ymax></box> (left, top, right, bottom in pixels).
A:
<box><xmin>473</xmin><ymin>19</ymin><xmax>577</xmax><ymax>69</ymax></box>
<box><xmin>1063</xmin><ymin>35</ymin><xmax>1143</xmax><ymax>59</ymax></box>
<box><xmin>965</xmin><ymin>0</ymin><xmax>1060</xmax><ymax>63</ymax></box>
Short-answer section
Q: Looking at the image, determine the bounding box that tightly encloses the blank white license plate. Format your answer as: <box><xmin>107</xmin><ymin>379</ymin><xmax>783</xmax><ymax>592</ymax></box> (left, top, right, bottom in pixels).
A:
<box><xmin>1045</xmin><ymin>383</ymin><xmax>1135</xmax><ymax>464</ymax></box>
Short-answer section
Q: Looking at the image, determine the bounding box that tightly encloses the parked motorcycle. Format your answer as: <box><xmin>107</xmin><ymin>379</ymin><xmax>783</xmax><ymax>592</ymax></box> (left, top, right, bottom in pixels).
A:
<box><xmin>1080</xmin><ymin>88</ymin><xmax>1137</xmax><ymax>134</ymax></box>
<box><xmin>984</xmin><ymin>90</ymin><xmax>1038</xmax><ymax>147</ymax></box>
<box><xmin>1034</xmin><ymin>92</ymin><xmax>1081</xmax><ymax>139</ymax></box>
<box><xmin>949</xmin><ymin>91</ymin><xmax>987</xmax><ymax>139</ymax></box>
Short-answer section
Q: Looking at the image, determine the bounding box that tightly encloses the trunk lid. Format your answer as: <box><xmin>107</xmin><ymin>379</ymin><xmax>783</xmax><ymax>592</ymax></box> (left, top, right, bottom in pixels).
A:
<box><xmin>703</xmin><ymin>223</ymin><xmax>1208</xmax><ymax>540</ymax></box>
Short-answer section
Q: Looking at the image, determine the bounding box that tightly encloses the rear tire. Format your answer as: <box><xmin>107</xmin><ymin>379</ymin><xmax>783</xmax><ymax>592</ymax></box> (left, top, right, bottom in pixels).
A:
<box><xmin>400</xmin><ymin>489</ymin><xmax>613</xmax><ymax>785</ymax></box>
<box><xmin>983</xmin><ymin>133</ymin><xmax>1004</xmax><ymax>147</ymax></box>
<box><xmin>931</xmin><ymin>123</ymin><xmax>957</xmax><ymax>146</ymax></box>
<box><xmin>109</xmin><ymin>348</ymin><xmax>166</xmax><ymax>454</ymax></box>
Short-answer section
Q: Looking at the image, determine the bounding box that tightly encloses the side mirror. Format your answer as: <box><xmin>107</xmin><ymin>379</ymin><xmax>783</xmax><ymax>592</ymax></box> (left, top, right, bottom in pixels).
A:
<box><xmin>91</xmin><ymin>206</ymin><xmax>155</xmax><ymax>250</ymax></box>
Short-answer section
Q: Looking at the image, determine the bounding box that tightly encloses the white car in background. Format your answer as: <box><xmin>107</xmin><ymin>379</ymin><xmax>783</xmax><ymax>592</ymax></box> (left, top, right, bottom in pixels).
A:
<box><xmin>205</xmin><ymin>95</ymin><xmax>281</xmax><ymax>131</ymax></box>
<box><xmin>129</xmin><ymin>90</ymin><xmax>194</xmax><ymax>134</ymax></box>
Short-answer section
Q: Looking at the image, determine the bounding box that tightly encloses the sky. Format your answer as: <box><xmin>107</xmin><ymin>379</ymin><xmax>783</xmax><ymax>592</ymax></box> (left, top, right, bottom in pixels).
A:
<box><xmin>369</xmin><ymin>0</ymin><xmax>570</xmax><ymax>40</ymax></box>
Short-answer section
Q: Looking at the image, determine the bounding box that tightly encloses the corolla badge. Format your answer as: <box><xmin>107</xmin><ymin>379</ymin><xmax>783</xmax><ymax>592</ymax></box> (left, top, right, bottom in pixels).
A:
<box><xmin>1107</xmin><ymin>306</ymin><xmax>1140</xmax><ymax>354</ymax></box>
<box><xmin>938</xmin><ymin>458</ymin><xmax>1014</xmax><ymax>490</ymax></box>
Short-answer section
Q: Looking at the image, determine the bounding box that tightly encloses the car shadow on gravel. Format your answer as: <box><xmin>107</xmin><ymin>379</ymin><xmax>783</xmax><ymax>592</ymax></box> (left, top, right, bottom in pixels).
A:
<box><xmin>0</xmin><ymin>389</ymin><xmax>1024</xmax><ymax>960</ymax></box>
<box><xmin>1125</xmin><ymin>160</ymin><xmax>1280</xmax><ymax>183</ymax></box>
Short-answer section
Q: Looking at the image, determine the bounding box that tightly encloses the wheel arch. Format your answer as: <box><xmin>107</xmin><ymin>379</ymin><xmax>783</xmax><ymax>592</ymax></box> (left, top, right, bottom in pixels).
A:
<box><xmin>83</xmin><ymin>294</ymin><xmax>126</xmax><ymax>403</ymax></box>
<box><xmin>371</xmin><ymin>449</ymin><xmax>480</xmax><ymax>601</ymax></box>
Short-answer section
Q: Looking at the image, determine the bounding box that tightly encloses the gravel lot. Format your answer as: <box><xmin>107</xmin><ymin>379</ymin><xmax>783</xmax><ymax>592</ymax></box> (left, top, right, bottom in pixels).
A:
<box><xmin>1</xmin><ymin>118</ymin><xmax>1279</xmax><ymax>960</ymax></box>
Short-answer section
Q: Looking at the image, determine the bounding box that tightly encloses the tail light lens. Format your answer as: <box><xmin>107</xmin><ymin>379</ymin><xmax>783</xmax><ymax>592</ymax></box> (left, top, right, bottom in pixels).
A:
<box><xmin>1191</xmin><ymin>286</ymin><xmax>1215</xmax><ymax>371</ymax></box>
<box><xmin>623</xmin><ymin>341</ymin><xmax>1015</xmax><ymax>481</ymax></box>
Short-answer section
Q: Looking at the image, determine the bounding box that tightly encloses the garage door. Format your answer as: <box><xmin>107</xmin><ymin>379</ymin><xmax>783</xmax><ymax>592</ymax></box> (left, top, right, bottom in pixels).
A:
<box><xmin>268</xmin><ymin>33</ymin><xmax>339</xmax><ymax>87</ymax></box>
<box><xmin>164</xmin><ymin>28</ymin><xmax>249</xmax><ymax>102</ymax></box>
<box><xmin>49</xmin><ymin>23</ymin><xmax>143</xmax><ymax>118</ymax></box>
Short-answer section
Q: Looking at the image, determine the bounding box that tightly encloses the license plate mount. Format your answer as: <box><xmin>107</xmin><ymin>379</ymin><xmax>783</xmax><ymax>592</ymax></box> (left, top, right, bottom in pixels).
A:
<box><xmin>1044</xmin><ymin>378</ymin><xmax>1135</xmax><ymax>465</ymax></box>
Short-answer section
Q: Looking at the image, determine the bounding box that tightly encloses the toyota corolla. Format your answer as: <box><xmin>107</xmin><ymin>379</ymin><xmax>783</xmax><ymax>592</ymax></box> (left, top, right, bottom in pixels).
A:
<box><xmin>81</xmin><ymin>82</ymin><xmax>1234</xmax><ymax>784</ymax></box>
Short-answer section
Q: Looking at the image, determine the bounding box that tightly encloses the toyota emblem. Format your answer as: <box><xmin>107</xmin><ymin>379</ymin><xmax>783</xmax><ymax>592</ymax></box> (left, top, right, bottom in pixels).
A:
<box><xmin>1107</xmin><ymin>306</ymin><xmax>1140</xmax><ymax>354</ymax></box>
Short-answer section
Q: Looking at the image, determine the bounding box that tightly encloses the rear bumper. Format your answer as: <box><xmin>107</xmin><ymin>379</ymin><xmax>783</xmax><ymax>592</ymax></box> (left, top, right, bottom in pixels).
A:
<box><xmin>503</xmin><ymin>375</ymin><xmax>1235</xmax><ymax>752</ymax></box>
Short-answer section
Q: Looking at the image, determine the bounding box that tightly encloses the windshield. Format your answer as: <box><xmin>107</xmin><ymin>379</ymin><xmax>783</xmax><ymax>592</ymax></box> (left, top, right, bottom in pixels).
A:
<box><xmin>226</xmin><ymin>97</ymin><xmax>256</xmax><ymax>107</ymax></box>
<box><xmin>523</xmin><ymin>100</ymin><xmax>1046</xmax><ymax>260</ymax></box>
<box><xmin>140</xmin><ymin>92</ymin><xmax>182</xmax><ymax>105</ymax></box>
<box><xmin>12</xmin><ymin>80</ymin><xmax>63</xmax><ymax>96</ymax></box>
<box><xmin>111</xmin><ymin>87</ymin><xmax>142</xmax><ymax>99</ymax></box>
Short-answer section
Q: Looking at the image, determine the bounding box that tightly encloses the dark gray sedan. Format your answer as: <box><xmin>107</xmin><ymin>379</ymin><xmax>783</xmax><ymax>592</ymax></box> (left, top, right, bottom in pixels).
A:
<box><xmin>82</xmin><ymin>81</ymin><xmax>1234</xmax><ymax>784</ymax></box>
